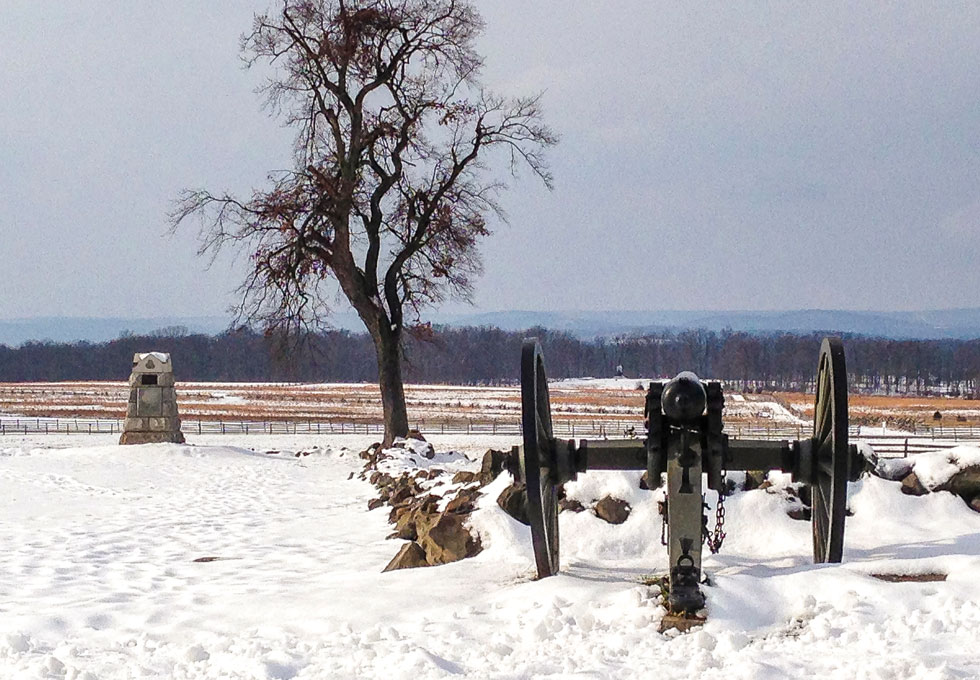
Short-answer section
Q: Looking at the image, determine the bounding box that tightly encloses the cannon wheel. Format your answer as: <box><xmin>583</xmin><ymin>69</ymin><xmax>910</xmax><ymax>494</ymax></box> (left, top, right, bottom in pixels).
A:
<box><xmin>521</xmin><ymin>338</ymin><xmax>560</xmax><ymax>578</ymax></box>
<box><xmin>811</xmin><ymin>337</ymin><xmax>849</xmax><ymax>563</ymax></box>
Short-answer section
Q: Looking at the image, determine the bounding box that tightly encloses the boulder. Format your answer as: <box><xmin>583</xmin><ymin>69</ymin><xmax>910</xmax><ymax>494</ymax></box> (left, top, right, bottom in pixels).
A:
<box><xmin>901</xmin><ymin>471</ymin><xmax>929</xmax><ymax>496</ymax></box>
<box><xmin>445</xmin><ymin>488</ymin><xmax>481</xmax><ymax>514</ymax></box>
<box><xmin>496</xmin><ymin>482</ymin><xmax>530</xmax><ymax>525</ymax></box>
<box><xmin>452</xmin><ymin>470</ymin><xmax>478</xmax><ymax>485</ymax></box>
<box><xmin>594</xmin><ymin>496</ymin><xmax>631</xmax><ymax>524</ymax></box>
<box><xmin>391</xmin><ymin>437</ymin><xmax>435</xmax><ymax>459</ymax></box>
<box><xmin>370</xmin><ymin>471</ymin><xmax>394</xmax><ymax>488</ymax></box>
<box><xmin>743</xmin><ymin>470</ymin><xmax>768</xmax><ymax>491</ymax></box>
<box><xmin>937</xmin><ymin>465</ymin><xmax>980</xmax><ymax>500</ymax></box>
<box><xmin>367</xmin><ymin>498</ymin><xmax>385</xmax><ymax>511</ymax></box>
<box><xmin>787</xmin><ymin>505</ymin><xmax>810</xmax><ymax>521</ymax></box>
<box><xmin>393</xmin><ymin>508</ymin><xmax>423</xmax><ymax>540</ymax></box>
<box><xmin>388</xmin><ymin>485</ymin><xmax>417</xmax><ymax>507</ymax></box>
<box><xmin>388</xmin><ymin>494</ymin><xmax>439</xmax><ymax>524</ymax></box>
<box><xmin>968</xmin><ymin>496</ymin><xmax>980</xmax><ymax>514</ymax></box>
<box><xmin>417</xmin><ymin>512</ymin><xmax>482</xmax><ymax>565</ymax></box>
<box><xmin>559</xmin><ymin>498</ymin><xmax>585</xmax><ymax>513</ymax></box>
<box><xmin>383</xmin><ymin>542</ymin><xmax>429</xmax><ymax>572</ymax></box>
<box><xmin>360</xmin><ymin>443</ymin><xmax>383</xmax><ymax>463</ymax></box>
<box><xmin>407</xmin><ymin>429</ymin><xmax>426</xmax><ymax>441</ymax></box>
<box><xmin>873</xmin><ymin>457</ymin><xmax>914</xmax><ymax>482</ymax></box>
<box><xmin>639</xmin><ymin>471</ymin><xmax>663</xmax><ymax>490</ymax></box>
<box><xmin>479</xmin><ymin>449</ymin><xmax>516</xmax><ymax>486</ymax></box>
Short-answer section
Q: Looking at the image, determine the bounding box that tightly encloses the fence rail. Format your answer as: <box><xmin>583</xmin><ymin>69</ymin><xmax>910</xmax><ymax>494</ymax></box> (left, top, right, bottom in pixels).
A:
<box><xmin>0</xmin><ymin>415</ymin><xmax>975</xmax><ymax>457</ymax></box>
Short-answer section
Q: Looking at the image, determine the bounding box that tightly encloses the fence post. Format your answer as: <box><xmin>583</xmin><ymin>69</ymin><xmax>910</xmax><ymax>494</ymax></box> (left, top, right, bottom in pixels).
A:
<box><xmin>904</xmin><ymin>438</ymin><xmax>908</xmax><ymax>457</ymax></box>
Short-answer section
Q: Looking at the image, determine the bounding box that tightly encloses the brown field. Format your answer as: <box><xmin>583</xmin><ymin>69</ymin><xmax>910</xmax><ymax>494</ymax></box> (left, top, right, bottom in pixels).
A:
<box><xmin>2</xmin><ymin>381</ymin><xmax>979</xmax><ymax>430</ymax></box>
<box><xmin>775</xmin><ymin>391</ymin><xmax>980</xmax><ymax>429</ymax></box>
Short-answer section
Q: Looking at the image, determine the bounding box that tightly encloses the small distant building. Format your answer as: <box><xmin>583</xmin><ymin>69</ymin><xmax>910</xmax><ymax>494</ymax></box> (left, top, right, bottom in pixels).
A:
<box><xmin>119</xmin><ymin>352</ymin><xmax>185</xmax><ymax>445</ymax></box>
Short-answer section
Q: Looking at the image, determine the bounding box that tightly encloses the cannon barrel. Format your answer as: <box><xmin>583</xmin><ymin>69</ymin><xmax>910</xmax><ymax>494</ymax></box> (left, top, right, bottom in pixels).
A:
<box><xmin>661</xmin><ymin>371</ymin><xmax>707</xmax><ymax>422</ymax></box>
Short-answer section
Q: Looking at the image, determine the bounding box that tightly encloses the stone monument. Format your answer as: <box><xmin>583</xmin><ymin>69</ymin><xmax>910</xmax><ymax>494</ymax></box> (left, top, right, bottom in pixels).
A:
<box><xmin>119</xmin><ymin>352</ymin><xmax>185</xmax><ymax>445</ymax></box>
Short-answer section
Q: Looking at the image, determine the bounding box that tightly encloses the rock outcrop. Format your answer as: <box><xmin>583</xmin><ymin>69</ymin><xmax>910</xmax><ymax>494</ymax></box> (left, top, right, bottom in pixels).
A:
<box><xmin>594</xmin><ymin>496</ymin><xmax>631</xmax><ymax>524</ymax></box>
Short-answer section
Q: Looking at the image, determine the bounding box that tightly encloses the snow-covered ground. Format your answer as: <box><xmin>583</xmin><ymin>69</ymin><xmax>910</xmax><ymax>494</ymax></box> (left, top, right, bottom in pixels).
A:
<box><xmin>2</xmin><ymin>434</ymin><xmax>980</xmax><ymax>679</ymax></box>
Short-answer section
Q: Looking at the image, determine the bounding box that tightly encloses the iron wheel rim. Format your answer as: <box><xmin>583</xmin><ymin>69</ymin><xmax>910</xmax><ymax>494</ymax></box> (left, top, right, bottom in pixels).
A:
<box><xmin>521</xmin><ymin>338</ymin><xmax>559</xmax><ymax>578</ymax></box>
<box><xmin>811</xmin><ymin>337</ymin><xmax>849</xmax><ymax>563</ymax></box>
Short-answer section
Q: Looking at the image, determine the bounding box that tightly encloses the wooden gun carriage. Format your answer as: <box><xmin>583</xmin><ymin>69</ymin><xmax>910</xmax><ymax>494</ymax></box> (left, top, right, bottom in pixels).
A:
<box><xmin>517</xmin><ymin>336</ymin><xmax>865</xmax><ymax>614</ymax></box>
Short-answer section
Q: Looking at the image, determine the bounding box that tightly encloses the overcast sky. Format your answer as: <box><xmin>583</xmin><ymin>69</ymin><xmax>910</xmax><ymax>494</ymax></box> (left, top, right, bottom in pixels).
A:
<box><xmin>2</xmin><ymin>1</ymin><xmax>979</xmax><ymax>321</ymax></box>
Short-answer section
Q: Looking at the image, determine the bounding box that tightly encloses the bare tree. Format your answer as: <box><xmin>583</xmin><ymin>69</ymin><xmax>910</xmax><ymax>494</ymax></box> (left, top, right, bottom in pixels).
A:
<box><xmin>173</xmin><ymin>0</ymin><xmax>556</xmax><ymax>444</ymax></box>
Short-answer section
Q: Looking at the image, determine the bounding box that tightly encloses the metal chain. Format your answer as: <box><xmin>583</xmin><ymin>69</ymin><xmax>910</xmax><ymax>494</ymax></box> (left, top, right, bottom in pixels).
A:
<box><xmin>660</xmin><ymin>499</ymin><xmax>668</xmax><ymax>546</ymax></box>
<box><xmin>706</xmin><ymin>467</ymin><xmax>727</xmax><ymax>554</ymax></box>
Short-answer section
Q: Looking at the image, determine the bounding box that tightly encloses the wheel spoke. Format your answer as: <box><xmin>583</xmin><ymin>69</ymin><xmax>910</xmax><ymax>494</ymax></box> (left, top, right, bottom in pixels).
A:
<box><xmin>810</xmin><ymin>337</ymin><xmax>849</xmax><ymax>564</ymax></box>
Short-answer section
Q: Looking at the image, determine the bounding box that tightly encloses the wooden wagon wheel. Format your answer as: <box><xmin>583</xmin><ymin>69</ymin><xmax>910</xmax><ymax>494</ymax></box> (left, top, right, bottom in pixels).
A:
<box><xmin>810</xmin><ymin>337</ymin><xmax>849</xmax><ymax>563</ymax></box>
<box><xmin>520</xmin><ymin>338</ymin><xmax>560</xmax><ymax>578</ymax></box>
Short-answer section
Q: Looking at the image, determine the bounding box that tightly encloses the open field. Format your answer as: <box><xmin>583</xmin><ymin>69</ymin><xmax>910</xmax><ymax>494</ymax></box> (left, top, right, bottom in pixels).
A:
<box><xmin>776</xmin><ymin>391</ymin><xmax>980</xmax><ymax>431</ymax></box>
<box><xmin>0</xmin><ymin>379</ymin><xmax>803</xmax><ymax>427</ymax></box>
<box><xmin>4</xmin><ymin>380</ymin><xmax>980</xmax><ymax>432</ymax></box>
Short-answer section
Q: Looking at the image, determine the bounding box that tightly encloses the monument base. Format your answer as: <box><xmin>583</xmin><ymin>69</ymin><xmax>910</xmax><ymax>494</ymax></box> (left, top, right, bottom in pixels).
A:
<box><xmin>119</xmin><ymin>430</ymin><xmax>186</xmax><ymax>445</ymax></box>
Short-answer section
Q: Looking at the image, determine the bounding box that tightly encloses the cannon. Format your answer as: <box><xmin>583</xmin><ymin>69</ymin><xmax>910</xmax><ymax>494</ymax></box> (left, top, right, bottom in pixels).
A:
<box><xmin>517</xmin><ymin>336</ymin><xmax>864</xmax><ymax>615</ymax></box>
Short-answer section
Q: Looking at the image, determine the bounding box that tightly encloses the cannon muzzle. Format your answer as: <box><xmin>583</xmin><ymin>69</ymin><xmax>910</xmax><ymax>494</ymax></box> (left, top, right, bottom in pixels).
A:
<box><xmin>661</xmin><ymin>371</ymin><xmax>707</xmax><ymax>422</ymax></box>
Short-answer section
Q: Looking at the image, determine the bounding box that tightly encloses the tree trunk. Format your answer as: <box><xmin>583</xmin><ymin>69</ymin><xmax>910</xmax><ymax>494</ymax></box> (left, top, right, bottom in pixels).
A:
<box><xmin>375</xmin><ymin>327</ymin><xmax>410</xmax><ymax>446</ymax></box>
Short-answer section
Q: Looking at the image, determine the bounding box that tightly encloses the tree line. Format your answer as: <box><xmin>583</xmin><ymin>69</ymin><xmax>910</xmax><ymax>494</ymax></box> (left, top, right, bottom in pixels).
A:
<box><xmin>2</xmin><ymin>326</ymin><xmax>980</xmax><ymax>396</ymax></box>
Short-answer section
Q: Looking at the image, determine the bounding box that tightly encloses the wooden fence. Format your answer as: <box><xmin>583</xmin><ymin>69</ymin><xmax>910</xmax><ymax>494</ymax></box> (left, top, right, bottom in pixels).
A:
<box><xmin>0</xmin><ymin>414</ymin><xmax>975</xmax><ymax>458</ymax></box>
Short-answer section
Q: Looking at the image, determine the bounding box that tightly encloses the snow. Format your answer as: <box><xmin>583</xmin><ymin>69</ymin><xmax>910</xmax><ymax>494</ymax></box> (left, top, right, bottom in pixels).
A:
<box><xmin>2</xmin><ymin>435</ymin><xmax>979</xmax><ymax>678</ymax></box>
<box><xmin>136</xmin><ymin>352</ymin><xmax>171</xmax><ymax>363</ymax></box>
<box><xmin>912</xmin><ymin>445</ymin><xmax>980</xmax><ymax>489</ymax></box>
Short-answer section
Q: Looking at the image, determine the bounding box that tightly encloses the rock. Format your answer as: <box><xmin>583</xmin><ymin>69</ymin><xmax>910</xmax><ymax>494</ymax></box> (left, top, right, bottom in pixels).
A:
<box><xmin>394</xmin><ymin>508</ymin><xmax>425</xmax><ymax>540</ymax></box>
<box><xmin>415</xmin><ymin>470</ymin><xmax>431</xmax><ymax>480</ymax></box>
<box><xmin>901</xmin><ymin>471</ymin><xmax>929</xmax><ymax>496</ymax></box>
<box><xmin>787</xmin><ymin>505</ymin><xmax>810</xmax><ymax>521</ymax></box>
<box><xmin>360</xmin><ymin>443</ymin><xmax>382</xmax><ymax>461</ymax></box>
<box><xmin>446</xmin><ymin>488</ymin><xmax>481</xmax><ymax>514</ymax></box>
<box><xmin>639</xmin><ymin>471</ymin><xmax>663</xmax><ymax>490</ymax></box>
<box><xmin>407</xmin><ymin>429</ymin><xmax>426</xmax><ymax>441</ymax></box>
<box><xmin>938</xmin><ymin>465</ymin><xmax>980</xmax><ymax>500</ymax></box>
<box><xmin>389</xmin><ymin>504</ymin><xmax>412</xmax><ymax>525</ymax></box>
<box><xmin>496</xmin><ymin>482</ymin><xmax>530</xmax><ymax>525</ymax></box>
<box><xmin>873</xmin><ymin>457</ymin><xmax>914</xmax><ymax>482</ymax></box>
<box><xmin>968</xmin><ymin>496</ymin><xmax>980</xmax><ymax>514</ymax></box>
<box><xmin>757</xmin><ymin>480</ymin><xmax>773</xmax><ymax>491</ymax></box>
<box><xmin>417</xmin><ymin>512</ymin><xmax>482</xmax><ymax>565</ymax></box>
<box><xmin>452</xmin><ymin>471</ymin><xmax>478</xmax><ymax>485</ymax></box>
<box><xmin>391</xmin><ymin>437</ymin><xmax>434</xmax><ymax>458</ymax></box>
<box><xmin>559</xmin><ymin>498</ymin><xmax>585</xmax><ymax>513</ymax></box>
<box><xmin>382</xmin><ymin>542</ymin><xmax>429</xmax><ymax>572</ymax></box>
<box><xmin>743</xmin><ymin>470</ymin><xmax>767</xmax><ymax>491</ymax></box>
<box><xmin>479</xmin><ymin>449</ymin><xmax>516</xmax><ymax>486</ymax></box>
<box><xmin>388</xmin><ymin>485</ymin><xmax>417</xmax><ymax>507</ymax></box>
<box><xmin>594</xmin><ymin>496</ymin><xmax>631</xmax><ymax>524</ymax></box>
<box><xmin>367</xmin><ymin>498</ymin><xmax>385</xmax><ymax>511</ymax></box>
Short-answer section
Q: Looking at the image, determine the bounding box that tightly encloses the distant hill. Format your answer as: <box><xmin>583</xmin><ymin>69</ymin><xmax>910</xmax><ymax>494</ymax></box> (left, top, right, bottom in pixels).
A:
<box><xmin>437</xmin><ymin>308</ymin><xmax>980</xmax><ymax>340</ymax></box>
<box><xmin>0</xmin><ymin>316</ymin><xmax>231</xmax><ymax>346</ymax></box>
<box><xmin>5</xmin><ymin>308</ymin><xmax>980</xmax><ymax>346</ymax></box>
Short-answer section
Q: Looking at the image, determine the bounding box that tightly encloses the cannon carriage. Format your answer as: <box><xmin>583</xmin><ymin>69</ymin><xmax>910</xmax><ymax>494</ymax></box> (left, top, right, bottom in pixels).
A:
<box><xmin>517</xmin><ymin>336</ymin><xmax>865</xmax><ymax>615</ymax></box>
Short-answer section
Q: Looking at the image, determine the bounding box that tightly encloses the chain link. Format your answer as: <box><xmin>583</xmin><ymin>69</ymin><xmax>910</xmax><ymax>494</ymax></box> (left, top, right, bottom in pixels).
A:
<box><xmin>660</xmin><ymin>498</ymin><xmax>668</xmax><ymax>546</ymax></box>
<box><xmin>705</xmin><ymin>466</ymin><xmax>727</xmax><ymax>554</ymax></box>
